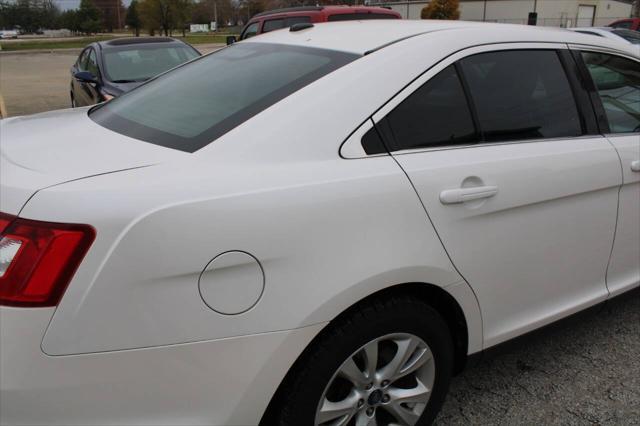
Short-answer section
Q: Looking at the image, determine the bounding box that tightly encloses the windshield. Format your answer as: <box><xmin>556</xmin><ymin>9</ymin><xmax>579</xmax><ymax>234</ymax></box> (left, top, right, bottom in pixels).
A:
<box><xmin>90</xmin><ymin>43</ymin><xmax>358</xmax><ymax>152</ymax></box>
<box><xmin>102</xmin><ymin>45</ymin><xmax>200</xmax><ymax>82</ymax></box>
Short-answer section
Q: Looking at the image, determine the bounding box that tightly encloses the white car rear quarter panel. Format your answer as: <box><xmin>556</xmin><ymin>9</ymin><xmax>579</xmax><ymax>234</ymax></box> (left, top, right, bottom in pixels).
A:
<box><xmin>0</xmin><ymin>306</ymin><xmax>325</xmax><ymax>425</ymax></box>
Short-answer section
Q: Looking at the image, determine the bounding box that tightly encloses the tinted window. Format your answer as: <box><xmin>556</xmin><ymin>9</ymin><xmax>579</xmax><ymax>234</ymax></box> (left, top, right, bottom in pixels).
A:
<box><xmin>286</xmin><ymin>16</ymin><xmax>312</xmax><ymax>26</ymax></box>
<box><xmin>103</xmin><ymin>45</ymin><xmax>198</xmax><ymax>82</ymax></box>
<box><xmin>328</xmin><ymin>13</ymin><xmax>397</xmax><ymax>21</ymax></box>
<box><xmin>460</xmin><ymin>50</ymin><xmax>582</xmax><ymax>142</ymax></box>
<box><xmin>383</xmin><ymin>65</ymin><xmax>477</xmax><ymax>151</ymax></box>
<box><xmin>241</xmin><ymin>22</ymin><xmax>259</xmax><ymax>40</ymax></box>
<box><xmin>263</xmin><ymin>19</ymin><xmax>284</xmax><ymax>33</ymax></box>
<box><xmin>612</xmin><ymin>21</ymin><xmax>632</xmax><ymax>29</ymax></box>
<box><xmin>90</xmin><ymin>43</ymin><xmax>358</xmax><ymax>152</ymax></box>
<box><xmin>77</xmin><ymin>49</ymin><xmax>90</xmax><ymax>70</ymax></box>
<box><xmin>582</xmin><ymin>52</ymin><xmax>640</xmax><ymax>133</ymax></box>
<box><xmin>86</xmin><ymin>49</ymin><xmax>99</xmax><ymax>76</ymax></box>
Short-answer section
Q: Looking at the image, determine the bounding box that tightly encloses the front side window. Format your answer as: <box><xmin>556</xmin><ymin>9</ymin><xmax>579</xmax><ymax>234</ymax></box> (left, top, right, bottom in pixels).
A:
<box><xmin>90</xmin><ymin>43</ymin><xmax>358</xmax><ymax>152</ymax></box>
<box><xmin>382</xmin><ymin>65</ymin><xmax>477</xmax><ymax>151</ymax></box>
<box><xmin>582</xmin><ymin>52</ymin><xmax>640</xmax><ymax>134</ymax></box>
<box><xmin>77</xmin><ymin>49</ymin><xmax>90</xmax><ymax>70</ymax></box>
<box><xmin>102</xmin><ymin>46</ymin><xmax>199</xmax><ymax>82</ymax></box>
<box><xmin>86</xmin><ymin>49</ymin><xmax>100</xmax><ymax>77</ymax></box>
<box><xmin>241</xmin><ymin>22</ymin><xmax>260</xmax><ymax>40</ymax></box>
<box><xmin>460</xmin><ymin>50</ymin><xmax>582</xmax><ymax>142</ymax></box>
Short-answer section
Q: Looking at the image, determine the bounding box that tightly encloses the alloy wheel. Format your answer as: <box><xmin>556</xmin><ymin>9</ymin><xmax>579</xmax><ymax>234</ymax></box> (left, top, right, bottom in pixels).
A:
<box><xmin>314</xmin><ymin>333</ymin><xmax>435</xmax><ymax>426</ymax></box>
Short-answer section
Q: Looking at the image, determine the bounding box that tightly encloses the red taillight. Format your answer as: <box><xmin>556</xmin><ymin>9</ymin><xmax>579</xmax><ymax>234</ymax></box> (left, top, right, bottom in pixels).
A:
<box><xmin>0</xmin><ymin>215</ymin><xmax>95</xmax><ymax>307</ymax></box>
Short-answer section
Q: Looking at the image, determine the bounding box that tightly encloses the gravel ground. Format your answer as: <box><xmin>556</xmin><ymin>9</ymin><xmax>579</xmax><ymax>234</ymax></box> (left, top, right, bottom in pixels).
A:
<box><xmin>436</xmin><ymin>289</ymin><xmax>640</xmax><ymax>425</ymax></box>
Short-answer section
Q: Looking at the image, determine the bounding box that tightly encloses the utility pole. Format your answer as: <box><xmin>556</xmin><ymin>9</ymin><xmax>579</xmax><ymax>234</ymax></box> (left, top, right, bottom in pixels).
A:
<box><xmin>482</xmin><ymin>0</ymin><xmax>487</xmax><ymax>21</ymax></box>
<box><xmin>633</xmin><ymin>0</ymin><xmax>640</xmax><ymax>18</ymax></box>
<box><xmin>213</xmin><ymin>0</ymin><xmax>218</xmax><ymax>31</ymax></box>
<box><xmin>116</xmin><ymin>0</ymin><xmax>121</xmax><ymax>29</ymax></box>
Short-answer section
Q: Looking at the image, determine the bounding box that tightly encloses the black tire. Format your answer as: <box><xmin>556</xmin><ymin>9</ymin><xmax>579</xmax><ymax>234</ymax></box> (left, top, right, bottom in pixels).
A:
<box><xmin>272</xmin><ymin>295</ymin><xmax>454</xmax><ymax>426</ymax></box>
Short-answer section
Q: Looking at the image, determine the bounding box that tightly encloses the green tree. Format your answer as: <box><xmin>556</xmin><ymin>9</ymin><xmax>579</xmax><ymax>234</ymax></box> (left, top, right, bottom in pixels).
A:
<box><xmin>421</xmin><ymin>0</ymin><xmax>460</xmax><ymax>20</ymax></box>
<box><xmin>126</xmin><ymin>0</ymin><xmax>141</xmax><ymax>36</ymax></box>
<box><xmin>77</xmin><ymin>0</ymin><xmax>103</xmax><ymax>34</ymax></box>
<box><xmin>138</xmin><ymin>0</ymin><xmax>192</xmax><ymax>36</ymax></box>
<box><xmin>59</xmin><ymin>9</ymin><xmax>81</xmax><ymax>33</ymax></box>
<box><xmin>0</xmin><ymin>0</ymin><xmax>61</xmax><ymax>33</ymax></box>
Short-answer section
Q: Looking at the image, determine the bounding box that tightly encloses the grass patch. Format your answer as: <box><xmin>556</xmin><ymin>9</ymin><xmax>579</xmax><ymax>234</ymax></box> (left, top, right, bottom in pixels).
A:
<box><xmin>0</xmin><ymin>34</ymin><xmax>237</xmax><ymax>51</ymax></box>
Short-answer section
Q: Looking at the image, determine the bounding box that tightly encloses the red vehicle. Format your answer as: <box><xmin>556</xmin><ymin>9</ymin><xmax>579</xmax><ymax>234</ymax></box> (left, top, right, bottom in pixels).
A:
<box><xmin>228</xmin><ymin>5</ymin><xmax>401</xmax><ymax>44</ymax></box>
<box><xmin>609</xmin><ymin>17</ymin><xmax>640</xmax><ymax>31</ymax></box>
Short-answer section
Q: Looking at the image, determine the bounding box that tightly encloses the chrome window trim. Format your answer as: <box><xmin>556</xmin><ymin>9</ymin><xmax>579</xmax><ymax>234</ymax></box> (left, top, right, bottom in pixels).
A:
<box><xmin>340</xmin><ymin>118</ymin><xmax>388</xmax><ymax>159</ymax></box>
<box><xmin>390</xmin><ymin>135</ymin><xmax>606</xmax><ymax>157</ymax></box>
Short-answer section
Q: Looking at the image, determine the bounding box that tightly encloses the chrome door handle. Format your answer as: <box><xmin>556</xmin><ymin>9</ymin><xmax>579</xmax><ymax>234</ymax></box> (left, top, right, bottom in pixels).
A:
<box><xmin>631</xmin><ymin>160</ymin><xmax>640</xmax><ymax>172</ymax></box>
<box><xmin>440</xmin><ymin>185</ymin><xmax>498</xmax><ymax>205</ymax></box>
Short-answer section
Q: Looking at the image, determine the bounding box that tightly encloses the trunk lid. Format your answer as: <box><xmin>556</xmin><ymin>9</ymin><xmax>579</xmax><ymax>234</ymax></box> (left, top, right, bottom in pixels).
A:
<box><xmin>0</xmin><ymin>108</ymin><xmax>184</xmax><ymax>215</ymax></box>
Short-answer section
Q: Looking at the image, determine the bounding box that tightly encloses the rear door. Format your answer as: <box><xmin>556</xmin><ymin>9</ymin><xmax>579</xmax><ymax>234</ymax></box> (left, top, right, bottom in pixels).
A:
<box><xmin>578</xmin><ymin>49</ymin><xmax>640</xmax><ymax>296</ymax></box>
<box><xmin>373</xmin><ymin>44</ymin><xmax>621</xmax><ymax>348</ymax></box>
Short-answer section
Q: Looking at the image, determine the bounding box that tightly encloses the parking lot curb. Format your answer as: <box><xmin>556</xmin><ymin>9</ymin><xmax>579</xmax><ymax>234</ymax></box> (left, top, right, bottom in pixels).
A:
<box><xmin>0</xmin><ymin>47</ymin><xmax>83</xmax><ymax>55</ymax></box>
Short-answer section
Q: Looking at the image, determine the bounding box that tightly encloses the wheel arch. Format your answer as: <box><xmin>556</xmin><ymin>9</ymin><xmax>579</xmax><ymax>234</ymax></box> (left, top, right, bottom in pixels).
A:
<box><xmin>259</xmin><ymin>281</ymin><xmax>475</xmax><ymax>425</ymax></box>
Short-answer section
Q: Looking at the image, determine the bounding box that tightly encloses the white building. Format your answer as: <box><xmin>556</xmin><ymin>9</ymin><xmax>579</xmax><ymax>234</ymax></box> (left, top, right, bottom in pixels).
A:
<box><xmin>369</xmin><ymin>0</ymin><xmax>634</xmax><ymax>27</ymax></box>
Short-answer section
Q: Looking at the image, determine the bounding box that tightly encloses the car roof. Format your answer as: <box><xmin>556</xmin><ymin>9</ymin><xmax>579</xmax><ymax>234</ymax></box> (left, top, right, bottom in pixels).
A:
<box><xmin>97</xmin><ymin>37</ymin><xmax>186</xmax><ymax>49</ymax></box>
<box><xmin>246</xmin><ymin>20</ymin><xmax>639</xmax><ymax>56</ymax></box>
<box><xmin>252</xmin><ymin>5</ymin><xmax>397</xmax><ymax>19</ymax></box>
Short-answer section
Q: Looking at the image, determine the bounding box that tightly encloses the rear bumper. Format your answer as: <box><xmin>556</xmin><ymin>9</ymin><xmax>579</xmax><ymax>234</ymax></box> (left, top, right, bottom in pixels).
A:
<box><xmin>0</xmin><ymin>306</ymin><xmax>324</xmax><ymax>425</ymax></box>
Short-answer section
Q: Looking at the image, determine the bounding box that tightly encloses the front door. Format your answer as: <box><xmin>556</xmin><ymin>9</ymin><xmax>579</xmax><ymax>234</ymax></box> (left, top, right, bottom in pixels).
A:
<box><xmin>374</xmin><ymin>45</ymin><xmax>621</xmax><ymax>348</ymax></box>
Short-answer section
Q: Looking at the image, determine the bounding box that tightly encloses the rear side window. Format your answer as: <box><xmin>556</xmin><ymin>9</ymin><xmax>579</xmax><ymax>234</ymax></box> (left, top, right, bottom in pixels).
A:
<box><xmin>460</xmin><ymin>50</ymin><xmax>582</xmax><ymax>142</ymax></box>
<box><xmin>90</xmin><ymin>43</ymin><xmax>358</xmax><ymax>152</ymax></box>
<box><xmin>382</xmin><ymin>65</ymin><xmax>477</xmax><ymax>151</ymax></box>
<box><xmin>286</xmin><ymin>16</ymin><xmax>312</xmax><ymax>26</ymax></box>
<box><xmin>263</xmin><ymin>16</ymin><xmax>311</xmax><ymax>33</ymax></box>
<box><xmin>582</xmin><ymin>52</ymin><xmax>640</xmax><ymax>133</ymax></box>
<box><xmin>328</xmin><ymin>13</ymin><xmax>397</xmax><ymax>21</ymax></box>
<box><xmin>263</xmin><ymin>19</ymin><xmax>284</xmax><ymax>33</ymax></box>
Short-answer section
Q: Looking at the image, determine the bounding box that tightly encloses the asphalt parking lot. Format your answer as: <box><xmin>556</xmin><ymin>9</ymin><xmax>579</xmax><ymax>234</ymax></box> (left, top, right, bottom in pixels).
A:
<box><xmin>1</xmin><ymin>48</ymin><xmax>639</xmax><ymax>426</ymax></box>
<box><xmin>0</xmin><ymin>44</ymin><xmax>222</xmax><ymax>117</ymax></box>
<box><xmin>436</xmin><ymin>291</ymin><xmax>640</xmax><ymax>425</ymax></box>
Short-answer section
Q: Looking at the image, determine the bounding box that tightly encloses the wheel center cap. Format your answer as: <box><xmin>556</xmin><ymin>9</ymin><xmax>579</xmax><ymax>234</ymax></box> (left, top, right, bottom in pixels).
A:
<box><xmin>367</xmin><ymin>389</ymin><xmax>383</xmax><ymax>406</ymax></box>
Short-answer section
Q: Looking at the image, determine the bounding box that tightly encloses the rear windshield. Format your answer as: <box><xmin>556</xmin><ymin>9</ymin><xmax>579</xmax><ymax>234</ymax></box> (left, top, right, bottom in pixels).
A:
<box><xmin>90</xmin><ymin>43</ymin><xmax>358</xmax><ymax>152</ymax></box>
<box><xmin>103</xmin><ymin>45</ymin><xmax>199</xmax><ymax>82</ymax></box>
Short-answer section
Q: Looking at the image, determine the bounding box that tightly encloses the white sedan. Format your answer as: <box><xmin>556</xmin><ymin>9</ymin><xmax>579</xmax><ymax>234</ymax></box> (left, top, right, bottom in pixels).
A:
<box><xmin>1</xmin><ymin>21</ymin><xmax>639</xmax><ymax>426</ymax></box>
